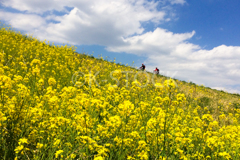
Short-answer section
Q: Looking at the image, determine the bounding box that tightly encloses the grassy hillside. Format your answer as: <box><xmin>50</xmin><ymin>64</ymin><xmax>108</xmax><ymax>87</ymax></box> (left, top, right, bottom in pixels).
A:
<box><xmin>1</xmin><ymin>26</ymin><xmax>240</xmax><ymax>160</ymax></box>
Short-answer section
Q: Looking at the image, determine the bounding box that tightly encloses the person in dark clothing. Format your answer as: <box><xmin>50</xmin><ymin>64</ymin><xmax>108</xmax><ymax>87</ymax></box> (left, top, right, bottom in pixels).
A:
<box><xmin>140</xmin><ymin>64</ymin><xmax>145</xmax><ymax>71</ymax></box>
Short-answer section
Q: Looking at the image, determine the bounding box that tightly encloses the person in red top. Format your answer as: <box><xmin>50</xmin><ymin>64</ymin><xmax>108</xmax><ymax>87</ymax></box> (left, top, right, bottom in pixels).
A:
<box><xmin>154</xmin><ymin>67</ymin><xmax>159</xmax><ymax>74</ymax></box>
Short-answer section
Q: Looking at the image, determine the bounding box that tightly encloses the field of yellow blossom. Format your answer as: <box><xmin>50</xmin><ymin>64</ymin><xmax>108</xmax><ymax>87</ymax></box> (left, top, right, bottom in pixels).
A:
<box><xmin>1</xmin><ymin>24</ymin><xmax>240</xmax><ymax>160</ymax></box>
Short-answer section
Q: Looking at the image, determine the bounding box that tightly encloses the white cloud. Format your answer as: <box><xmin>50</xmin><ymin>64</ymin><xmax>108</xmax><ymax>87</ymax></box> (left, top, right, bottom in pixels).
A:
<box><xmin>189</xmin><ymin>45</ymin><xmax>240</xmax><ymax>60</ymax></box>
<box><xmin>0</xmin><ymin>11</ymin><xmax>46</xmax><ymax>31</ymax></box>
<box><xmin>1</xmin><ymin>0</ymin><xmax>167</xmax><ymax>46</ymax></box>
<box><xmin>144</xmin><ymin>44</ymin><xmax>240</xmax><ymax>94</ymax></box>
<box><xmin>212</xmin><ymin>87</ymin><xmax>240</xmax><ymax>94</ymax></box>
<box><xmin>196</xmin><ymin>36</ymin><xmax>202</xmax><ymax>40</ymax></box>
<box><xmin>1</xmin><ymin>0</ymin><xmax>68</xmax><ymax>13</ymax></box>
<box><xmin>169</xmin><ymin>0</ymin><xmax>186</xmax><ymax>5</ymax></box>
<box><xmin>106</xmin><ymin>28</ymin><xmax>197</xmax><ymax>56</ymax></box>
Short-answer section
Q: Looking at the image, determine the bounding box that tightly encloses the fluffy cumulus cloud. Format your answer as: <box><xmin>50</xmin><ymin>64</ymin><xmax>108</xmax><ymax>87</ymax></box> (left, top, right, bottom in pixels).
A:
<box><xmin>145</xmin><ymin>45</ymin><xmax>240</xmax><ymax>93</ymax></box>
<box><xmin>106</xmin><ymin>28</ymin><xmax>197</xmax><ymax>56</ymax></box>
<box><xmin>0</xmin><ymin>11</ymin><xmax>46</xmax><ymax>31</ymax></box>
<box><xmin>1</xmin><ymin>0</ymin><xmax>167</xmax><ymax>45</ymax></box>
<box><xmin>1</xmin><ymin>0</ymin><xmax>68</xmax><ymax>13</ymax></box>
<box><xmin>1</xmin><ymin>0</ymin><xmax>240</xmax><ymax>93</ymax></box>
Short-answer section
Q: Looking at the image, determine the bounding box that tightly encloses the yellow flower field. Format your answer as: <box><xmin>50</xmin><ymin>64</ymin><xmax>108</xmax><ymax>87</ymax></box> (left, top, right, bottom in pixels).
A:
<box><xmin>1</xmin><ymin>25</ymin><xmax>240</xmax><ymax>160</ymax></box>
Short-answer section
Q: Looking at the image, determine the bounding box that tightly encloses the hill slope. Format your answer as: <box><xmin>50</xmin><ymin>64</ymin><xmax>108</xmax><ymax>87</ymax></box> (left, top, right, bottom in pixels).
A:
<box><xmin>1</xmin><ymin>26</ymin><xmax>240</xmax><ymax>159</ymax></box>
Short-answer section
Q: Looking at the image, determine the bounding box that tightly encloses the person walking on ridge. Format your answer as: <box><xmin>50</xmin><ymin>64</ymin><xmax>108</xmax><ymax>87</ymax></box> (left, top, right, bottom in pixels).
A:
<box><xmin>154</xmin><ymin>67</ymin><xmax>159</xmax><ymax>75</ymax></box>
<box><xmin>140</xmin><ymin>63</ymin><xmax>145</xmax><ymax>71</ymax></box>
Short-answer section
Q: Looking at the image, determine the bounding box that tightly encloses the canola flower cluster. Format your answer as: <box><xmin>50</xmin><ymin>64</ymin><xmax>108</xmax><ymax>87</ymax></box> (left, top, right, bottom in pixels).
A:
<box><xmin>1</xmin><ymin>26</ymin><xmax>240</xmax><ymax>160</ymax></box>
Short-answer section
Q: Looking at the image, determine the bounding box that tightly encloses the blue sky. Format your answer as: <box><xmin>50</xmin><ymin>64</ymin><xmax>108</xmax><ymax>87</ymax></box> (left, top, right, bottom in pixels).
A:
<box><xmin>1</xmin><ymin>0</ymin><xmax>240</xmax><ymax>93</ymax></box>
<box><xmin>168</xmin><ymin>0</ymin><xmax>240</xmax><ymax>49</ymax></box>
